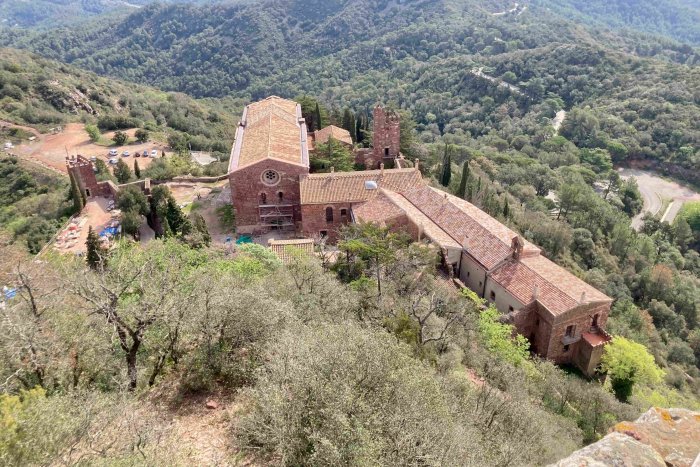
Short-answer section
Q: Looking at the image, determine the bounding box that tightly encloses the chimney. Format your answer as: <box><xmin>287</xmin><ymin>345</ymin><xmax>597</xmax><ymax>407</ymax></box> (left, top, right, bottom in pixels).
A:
<box><xmin>511</xmin><ymin>236</ymin><xmax>524</xmax><ymax>260</ymax></box>
<box><xmin>380</xmin><ymin>163</ymin><xmax>385</xmax><ymax>176</ymax></box>
<box><xmin>418</xmin><ymin>222</ymin><xmax>424</xmax><ymax>241</ymax></box>
<box><xmin>580</xmin><ymin>291</ymin><xmax>587</xmax><ymax>304</ymax></box>
<box><xmin>533</xmin><ymin>285</ymin><xmax>540</xmax><ymax>301</ymax></box>
<box><xmin>415</xmin><ymin>158</ymin><xmax>420</xmax><ymax>170</ymax></box>
<box><xmin>330</xmin><ymin>166</ymin><xmax>335</xmax><ymax>173</ymax></box>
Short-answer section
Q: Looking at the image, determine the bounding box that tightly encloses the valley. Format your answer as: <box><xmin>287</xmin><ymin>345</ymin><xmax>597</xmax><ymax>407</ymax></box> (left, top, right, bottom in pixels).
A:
<box><xmin>0</xmin><ymin>1</ymin><xmax>699</xmax><ymax>466</ymax></box>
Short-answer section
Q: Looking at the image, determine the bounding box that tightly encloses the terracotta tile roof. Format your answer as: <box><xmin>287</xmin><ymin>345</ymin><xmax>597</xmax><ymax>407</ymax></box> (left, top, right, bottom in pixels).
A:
<box><xmin>314</xmin><ymin>125</ymin><xmax>353</xmax><ymax>146</ymax></box>
<box><xmin>299</xmin><ymin>168</ymin><xmax>423</xmax><ymax>204</ymax></box>
<box><xmin>489</xmin><ymin>255</ymin><xmax>611</xmax><ymax>316</ymax></box>
<box><xmin>352</xmin><ymin>191</ymin><xmax>406</xmax><ymax>224</ymax></box>
<box><xmin>229</xmin><ymin>96</ymin><xmax>309</xmax><ymax>171</ymax></box>
<box><xmin>380</xmin><ymin>190</ymin><xmax>462</xmax><ymax>253</ymax></box>
<box><xmin>268</xmin><ymin>238</ymin><xmax>315</xmax><ymax>263</ymax></box>
<box><xmin>400</xmin><ymin>186</ymin><xmax>532</xmax><ymax>270</ymax></box>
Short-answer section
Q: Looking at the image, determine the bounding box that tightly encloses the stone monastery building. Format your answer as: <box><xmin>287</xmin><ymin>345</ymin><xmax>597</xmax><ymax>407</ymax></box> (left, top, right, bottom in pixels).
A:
<box><xmin>227</xmin><ymin>96</ymin><xmax>613</xmax><ymax>376</ymax></box>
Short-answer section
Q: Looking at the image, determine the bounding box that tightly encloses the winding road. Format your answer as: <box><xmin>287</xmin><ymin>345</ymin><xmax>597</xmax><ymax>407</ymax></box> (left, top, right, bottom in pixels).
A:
<box><xmin>619</xmin><ymin>168</ymin><xmax>700</xmax><ymax>230</ymax></box>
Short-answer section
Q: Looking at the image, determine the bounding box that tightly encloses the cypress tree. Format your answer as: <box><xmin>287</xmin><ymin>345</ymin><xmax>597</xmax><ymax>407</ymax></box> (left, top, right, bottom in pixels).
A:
<box><xmin>69</xmin><ymin>171</ymin><xmax>84</xmax><ymax>213</ymax></box>
<box><xmin>134</xmin><ymin>159</ymin><xmax>141</xmax><ymax>179</ymax></box>
<box><xmin>85</xmin><ymin>226</ymin><xmax>102</xmax><ymax>270</ymax></box>
<box><xmin>457</xmin><ymin>161</ymin><xmax>470</xmax><ymax>198</ymax></box>
<box><xmin>440</xmin><ymin>145</ymin><xmax>452</xmax><ymax>187</ymax></box>
<box><xmin>314</xmin><ymin>102</ymin><xmax>323</xmax><ymax>131</ymax></box>
<box><xmin>503</xmin><ymin>197</ymin><xmax>510</xmax><ymax>219</ymax></box>
<box><xmin>355</xmin><ymin>113</ymin><xmax>364</xmax><ymax>145</ymax></box>
<box><xmin>467</xmin><ymin>183</ymin><xmax>473</xmax><ymax>202</ymax></box>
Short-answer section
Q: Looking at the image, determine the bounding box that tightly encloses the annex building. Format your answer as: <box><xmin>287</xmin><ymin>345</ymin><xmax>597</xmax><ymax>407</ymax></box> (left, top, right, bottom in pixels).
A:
<box><xmin>227</xmin><ymin>96</ymin><xmax>612</xmax><ymax>375</ymax></box>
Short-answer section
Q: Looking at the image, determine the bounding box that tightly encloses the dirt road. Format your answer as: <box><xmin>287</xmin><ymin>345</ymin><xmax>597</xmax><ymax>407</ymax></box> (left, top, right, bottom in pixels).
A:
<box><xmin>619</xmin><ymin>168</ymin><xmax>700</xmax><ymax>229</ymax></box>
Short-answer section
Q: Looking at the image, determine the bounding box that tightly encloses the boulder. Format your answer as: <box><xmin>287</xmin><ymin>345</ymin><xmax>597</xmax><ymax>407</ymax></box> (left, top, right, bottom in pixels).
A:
<box><xmin>551</xmin><ymin>407</ymin><xmax>700</xmax><ymax>467</ymax></box>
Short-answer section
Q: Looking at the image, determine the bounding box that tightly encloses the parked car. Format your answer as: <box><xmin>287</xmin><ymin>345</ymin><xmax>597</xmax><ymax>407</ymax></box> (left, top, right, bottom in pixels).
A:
<box><xmin>150</xmin><ymin>149</ymin><xmax>158</xmax><ymax>158</ymax></box>
<box><xmin>109</xmin><ymin>149</ymin><xmax>118</xmax><ymax>156</ymax></box>
<box><xmin>134</xmin><ymin>151</ymin><xmax>141</xmax><ymax>157</ymax></box>
<box><xmin>108</xmin><ymin>158</ymin><xmax>118</xmax><ymax>164</ymax></box>
<box><xmin>122</xmin><ymin>151</ymin><xmax>130</xmax><ymax>157</ymax></box>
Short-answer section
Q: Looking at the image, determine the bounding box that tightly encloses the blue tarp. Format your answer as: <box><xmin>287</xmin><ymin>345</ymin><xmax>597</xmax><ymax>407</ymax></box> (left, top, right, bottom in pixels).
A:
<box><xmin>100</xmin><ymin>227</ymin><xmax>119</xmax><ymax>237</ymax></box>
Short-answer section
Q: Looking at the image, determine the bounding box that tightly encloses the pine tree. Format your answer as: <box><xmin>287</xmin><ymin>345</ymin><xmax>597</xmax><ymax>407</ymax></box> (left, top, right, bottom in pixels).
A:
<box><xmin>440</xmin><ymin>145</ymin><xmax>452</xmax><ymax>187</ymax></box>
<box><xmin>314</xmin><ymin>102</ymin><xmax>323</xmax><ymax>131</ymax></box>
<box><xmin>134</xmin><ymin>159</ymin><xmax>141</xmax><ymax>179</ymax></box>
<box><xmin>85</xmin><ymin>226</ymin><xmax>102</xmax><ymax>270</ymax></box>
<box><xmin>114</xmin><ymin>159</ymin><xmax>132</xmax><ymax>184</ymax></box>
<box><xmin>69</xmin><ymin>171</ymin><xmax>84</xmax><ymax>213</ymax></box>
<box><xmin>503</xmin><ymin>197</ymin><xmax>510</xmax><ymax>219</ymax></box>
<box><xmin>457</xmin><ymin>161</ymin><xmax>470</xmax><ymax>198</ymax></box>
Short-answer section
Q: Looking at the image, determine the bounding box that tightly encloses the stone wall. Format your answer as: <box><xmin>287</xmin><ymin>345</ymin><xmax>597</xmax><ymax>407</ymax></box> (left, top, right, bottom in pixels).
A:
<box><xmin>544</xmin><ymin>301</ymin><xmax>610</xmax><ymax>365</ymax></box>
<box><xmin>372</xmin><ymin>105</ymin><xmax>400</xmax><ymax>162</ymax></box>
<box><xmin>228</xmin><ymin>159</ymin><xmax>307</xmax><ymax>231</ymax></box>
<box><xmin>301</xmin><ymin>202</ymin><xmax>352</xmax><ymax>243</ymax></box>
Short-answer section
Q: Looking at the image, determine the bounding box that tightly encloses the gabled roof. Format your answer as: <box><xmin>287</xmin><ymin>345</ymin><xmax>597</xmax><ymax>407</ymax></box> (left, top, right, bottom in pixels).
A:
<box><xmin>489</xmin><ymin>255</ymin><xmax>611</xmax><ymax>316</ymax></box>
<box><xmin>401</xmin><ymin>186</ymin><xmax>539</xmax><ymax>270</ymax></box>
<box><xmin>228</xmin><ymin>96</ymin><xmax>309</xmax><ymax>172</ymax></box>
<box><xmin>314</xmin><ymin>125</ymin><xmax>353</xmax><ymax>146</ymax></box>
<box><xmin>299</xmin><ymin>168</ymin><xmax>423</xmax><ymax>205</ymax></box>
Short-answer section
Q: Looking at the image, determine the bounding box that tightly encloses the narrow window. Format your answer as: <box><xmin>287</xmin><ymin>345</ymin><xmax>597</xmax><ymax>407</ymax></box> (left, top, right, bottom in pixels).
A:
<box><xmin>340</xmin><ymin>208</ymin><xmax>347</xmax><ymax>218</ymax></box>
<box><xmin>384</xmin><ymin>147</ymin><xmax>389</xmax><ymax>156</ymax></box>
<box><xmin>563</xmin><ymin>345</ymin><xmax>570</xmax><ymax>353</ymax></box>
<box><xmin>85</xmin><ymin>188</ymin><xmax>91</xmax><ymax>197</ymax></box>
<box><xmin>535</xmin><ymin>317</ymin><xmax>540</xmax><ymax>326</ymax></box>
<box><xmin>467</xmin><ymin>271</ymin><xmax>470</xmax><ymax>277</ymax></box>
<box><xmin>565</xmin><ymin>325</ymin><xmax>575</xmax><ymax>337</ymax></box>
<box><xmin>278</xmin><ymin>191</ymin><xmax>284</xmax><ymax>202</ymax></box>
<box><xmin>260</xmin><ymin>193</ymin><xmax>267</xmax><ymax>204</ymax></box>
<box><xmin>325</xmin><ymin>206</ymin><xmax>334</xmax><ymax>222</ymax></box>
<box><xmin>508</xmin><ymin>306</ymin><xmax>514</xmax><ymax>312</ymax></box>
<box><xmin>489</xmin><ymin>290</ymin><xmax>496</xmax><ymax>301</ymax></box>
<box><xmin>319</xmin><ymin>230</ymin><xmax>328</xmax><ymax>238</ymax></box>
<box><xmin>592</xmin><ymin>314</ymin><xmax>599</xmax><ymax>328</ymax></box>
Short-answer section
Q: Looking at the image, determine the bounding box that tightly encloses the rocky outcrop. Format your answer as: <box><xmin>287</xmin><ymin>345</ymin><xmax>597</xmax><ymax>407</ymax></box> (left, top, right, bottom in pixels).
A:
<box><xmin>552</xmin><ymin>407</ymin><xmax>700</xmax><ymax>467</ymax></box>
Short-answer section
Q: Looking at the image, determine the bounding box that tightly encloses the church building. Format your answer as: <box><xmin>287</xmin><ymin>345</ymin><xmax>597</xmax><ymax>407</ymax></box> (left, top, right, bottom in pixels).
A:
<box><xmin>226</xmin><ymin>96</ymin><xmax>613</xmax><ymax>376</ymax></box>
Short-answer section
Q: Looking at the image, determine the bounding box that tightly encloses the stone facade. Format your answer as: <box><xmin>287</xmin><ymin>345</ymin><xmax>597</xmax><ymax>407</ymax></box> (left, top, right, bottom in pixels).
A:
<box><xmin>300</xmin><ymin>202</ymin><xmax>353</xmax><ymax>243</ymax></box>
<box><xmin>229</xmin><ymin>159</ymin><xmax>308</xmax><ymax>234</ymax></box>
<box><xmin>372</xmin><ymin>105</ymin><xmax>400</xmax><ymax>162</ymax></box>
<box><xmin>66</xmin><ymin>155</ymin><xmax>118</xmax><ymax>199</ymax></box>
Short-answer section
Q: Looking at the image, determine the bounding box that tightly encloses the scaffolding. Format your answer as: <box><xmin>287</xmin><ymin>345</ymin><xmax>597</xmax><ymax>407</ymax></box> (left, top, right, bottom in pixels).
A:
<box><xmin>258</xmin><ymin>203</ymin><xmax>295</xmax><ymax>230</ymax></box>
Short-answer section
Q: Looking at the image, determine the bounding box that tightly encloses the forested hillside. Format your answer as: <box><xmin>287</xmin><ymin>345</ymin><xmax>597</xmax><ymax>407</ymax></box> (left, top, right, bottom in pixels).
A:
<box><xmin>0</xmin><ymin>48</ymin><xmax>237</xmax><ymax>154</ymax></box>
<box><xmin>534</xmin><ymin>0</ymin><xmax>700</xmax><ymax>46</ymax></box>
<box><xmin>1</xmin><ymin>0</ymin><xmax>698</xmax><ymax>184</ymax></box>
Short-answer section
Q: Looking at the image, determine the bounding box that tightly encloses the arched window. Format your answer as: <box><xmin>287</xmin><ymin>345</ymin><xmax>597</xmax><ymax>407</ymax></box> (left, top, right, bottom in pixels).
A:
<box><xmin>325</xmin><ymin>206</ymin><xmax>334</xmax><ymax>222</ymax></box>
<box><xmin>260</xmin><ymin>192</ymin><xmax>267</xmax><ymax>204</ymax></box>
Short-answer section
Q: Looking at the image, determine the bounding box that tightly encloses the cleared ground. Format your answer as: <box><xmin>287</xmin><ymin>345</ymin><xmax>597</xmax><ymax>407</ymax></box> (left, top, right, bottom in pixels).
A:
<box><xmin>11</xmin><ymin>123</ymin><xmax>171</xmax><ymax>174</ymax></box>
<box><xmin>619</xmin><ymin>168</ymin><xmax>700</xmax><ymax>229</ymax></box>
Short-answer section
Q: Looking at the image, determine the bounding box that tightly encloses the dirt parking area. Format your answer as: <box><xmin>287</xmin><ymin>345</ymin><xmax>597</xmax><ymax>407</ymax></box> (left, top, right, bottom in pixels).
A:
<box><xmin>620</xmin><ymin>168</ymin><xmax>700</xmax><ymax>229</ymax></box>
<box><xmin>12</xmin><ymin>123</ymin><xmax>171</xmax><ymax>175</ymax></box>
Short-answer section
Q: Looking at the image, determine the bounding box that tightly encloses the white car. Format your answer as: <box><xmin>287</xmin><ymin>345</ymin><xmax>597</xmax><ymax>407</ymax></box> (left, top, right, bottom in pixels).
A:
<box><xmin>150</xmin><ymin>149</ymin><xmax>158</xmax><ymax>158</ymax></box>
<box><xmin>122</xmin><ymin>151</ymin><xmax>130</xmax><ymax>157</ymax></box>
<box><xmin>108</xmin><ymin>158</ymin><xmax>118</xmax><ymax>165</ymax></box>
<box><xmin>109</xmin><ymin>149</ymin><xmax>118</xmax><ymax>156</ymax></box>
